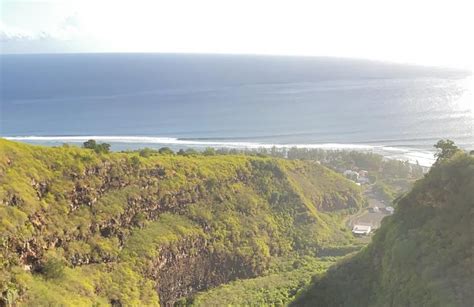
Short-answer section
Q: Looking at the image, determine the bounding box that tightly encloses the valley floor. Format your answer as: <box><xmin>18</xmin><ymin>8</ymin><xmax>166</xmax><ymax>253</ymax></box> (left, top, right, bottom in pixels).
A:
<box><xmin>189</xmin><ymin>255</ymin><xmax>348</xmax><ymax>306</ymax></box>
<box><xmin>347</xmin><ymin>186</ymin><xmax>392</xmax><ymax>242</ymax></box>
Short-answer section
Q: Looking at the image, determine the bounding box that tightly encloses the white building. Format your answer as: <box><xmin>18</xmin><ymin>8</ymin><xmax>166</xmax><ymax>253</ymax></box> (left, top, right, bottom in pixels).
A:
<box><xmin>352</xmin><ymin>224</ymin><xmax>372</xmax><ymax>235</ymax></box>
<box><xmin>343</xmin><ymin>170</ymin><xmax>359</xmax><ymax>180</ymax></box>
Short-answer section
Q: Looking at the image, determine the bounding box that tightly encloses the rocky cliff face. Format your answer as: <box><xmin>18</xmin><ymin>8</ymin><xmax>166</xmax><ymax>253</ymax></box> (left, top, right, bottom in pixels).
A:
<box><xmin>149</xmin><ymin>237</ymin><xmax>259</xmax><ymax>305</ymax></box>
<box><xmin>0</xmin><ymin>139</ymin><xmax>364</xmax><ymax>306</ymax></box>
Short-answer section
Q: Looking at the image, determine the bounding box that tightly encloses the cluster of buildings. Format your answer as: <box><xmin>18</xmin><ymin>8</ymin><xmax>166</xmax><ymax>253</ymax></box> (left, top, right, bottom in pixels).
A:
<box><xmin>343</xmin><ymin>169</ymin><xmax>370</xmax><ymax>185</ymax></box>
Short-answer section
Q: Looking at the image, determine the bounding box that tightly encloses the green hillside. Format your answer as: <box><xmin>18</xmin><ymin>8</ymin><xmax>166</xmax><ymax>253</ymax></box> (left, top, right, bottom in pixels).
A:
<box><xmin>292</xmin><ymin>152</ymin><xmax>474</xmax><ymax>307</ymax></box>
<box><xmin>191</xmin><ymin>256</ymin><xmax>337</xmax><ymax>306</ymax></box>
<box><xmin>0</xmin><ymin>139</ymin><xmax>364</xmax><ymax>306</ymax></box>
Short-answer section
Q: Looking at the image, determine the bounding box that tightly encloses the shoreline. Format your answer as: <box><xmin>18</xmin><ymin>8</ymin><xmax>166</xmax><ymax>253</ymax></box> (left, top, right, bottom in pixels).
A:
<box><xmin>3</xmin><ymin>135</ymin><xmax>436</xmax><ymax>167</ymax></box>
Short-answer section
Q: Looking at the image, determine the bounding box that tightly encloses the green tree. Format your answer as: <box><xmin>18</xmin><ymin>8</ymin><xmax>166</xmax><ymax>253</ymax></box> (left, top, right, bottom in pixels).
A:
<box><xmin>82</xmin><ymin>139</ymin><xmax>111</xmax><ymax>154</ymax></box>
<box><xmin>83</xmin><ymin>139</ymin><xmax>97</xmax><ymax>150</ymax></box>
<box><xmin>158</xmin><ymin>147</ymin><xmax>174</xmax><ymax>155</ymax></box>
<box><xmin>203</xmin><ymin>147</ymin><xmax>216</xmax><ymax>156</ymax></box>
<box><xmin>96</xmin><ymin>143</ymin><xmax>111</xmax><ymax>154</ymax></box>
<box><xmin>177</xmin><ymin>148</ymin><xmax>197</xmax><ymax>156</ymax></box>
<box><xmin>139</xmin><ymin>148</ymin><xmax>154</xmax><ymax>158</ymax></box>
<box><xmin>434</xmin><ymin>139</ymin><xmax>460</xmax><ymax>163</ymax></box>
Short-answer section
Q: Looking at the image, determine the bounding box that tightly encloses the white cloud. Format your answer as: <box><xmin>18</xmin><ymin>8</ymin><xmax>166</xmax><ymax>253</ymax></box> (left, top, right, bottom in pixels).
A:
<box><xmin>1</xmin><ymin>13</ymin><xmax>80</xmax><ymax>41</ymax></box>
<box><xmin>0</xmin><ymin>23</ymin><xmax>36</xmax><ymax>41</ymax></box>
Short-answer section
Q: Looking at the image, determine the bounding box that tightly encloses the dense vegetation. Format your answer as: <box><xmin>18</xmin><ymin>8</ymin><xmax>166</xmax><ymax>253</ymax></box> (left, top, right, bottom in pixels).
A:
<box><xmin>207</xmin><ymin>146</ymin><xmax>425</xmax><ymax>179</ymax></box>
<box><xmin>190</xmin><ymin>255</ymin><xmax>339</xmax><ymax>306</ymax></box>
<box><xmin>292</xmin><ymin>151</ymin><xmax>474</xmax><ymax>306</ymax></box>
<box><xmin>198</xmin><ymin>146</ymin><xmax>425</xmax><ymax>201</ymax></box>
<box><xmin>190</xmin><ymin>243</ymin><xmax>366</xmax><ymax>306</ymax></box>
<box><xmin>82</xmin><ymin>139</ymin><xmax>111</xmax><ymax>154</ymax></box>
<box><xmin>0</xmin><ymin>139</ymin><xmax>365</xmax><ymax>306</ymax></box>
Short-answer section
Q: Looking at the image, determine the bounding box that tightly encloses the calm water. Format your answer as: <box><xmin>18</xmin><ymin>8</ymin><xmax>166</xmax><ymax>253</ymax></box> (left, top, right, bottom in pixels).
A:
<box><xmin>1</xmin><ymin>53</ymin><xmax>472</xmax><ymax>166</ymax></box>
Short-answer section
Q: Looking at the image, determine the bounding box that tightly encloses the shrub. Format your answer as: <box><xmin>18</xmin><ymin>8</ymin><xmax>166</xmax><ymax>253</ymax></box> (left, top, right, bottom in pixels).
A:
<box><xmin>203</xmin><ymin>148</ymin><xmax>216</xmax><ymax>156</ymax></box>
<box><xmin>158</xmin><ymin>147</ymin><xmax>174</xmax><ymax>155</ymax></box>
<box><xmin>41</xmin><ymin>258</ymin><xmax>66</xmax><ymax>280</ymax></box>
<box><xmin>130</xmin><ymin>156</ymin><xmax>141</xmax><ymax>168</ymax></box>
<box><xmin>139</xmin><ymin>148</ymin><xmax>154</xmax><ymax>158</ymax></box>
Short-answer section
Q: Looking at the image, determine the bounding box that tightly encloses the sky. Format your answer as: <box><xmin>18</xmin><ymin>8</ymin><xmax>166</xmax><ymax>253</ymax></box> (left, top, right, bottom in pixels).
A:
<box><xmin>1</xmin><ymin>0</ymin><xmax>473</xmax><ymax>70</ymax></box>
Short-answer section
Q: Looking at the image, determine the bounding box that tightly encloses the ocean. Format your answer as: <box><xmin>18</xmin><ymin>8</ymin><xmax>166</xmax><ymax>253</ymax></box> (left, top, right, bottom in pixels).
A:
<box><xmin>1</xmin><ymin>53</ymin><xmax>472</xmax><ymax>166</ymax></box>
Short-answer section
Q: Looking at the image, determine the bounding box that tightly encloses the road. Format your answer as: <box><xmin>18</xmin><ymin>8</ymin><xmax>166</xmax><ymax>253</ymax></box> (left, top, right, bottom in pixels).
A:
<box><xmin>347</xmin><ymin>186</ymin><xmax>392</xmax><ymax>237</ymax></box>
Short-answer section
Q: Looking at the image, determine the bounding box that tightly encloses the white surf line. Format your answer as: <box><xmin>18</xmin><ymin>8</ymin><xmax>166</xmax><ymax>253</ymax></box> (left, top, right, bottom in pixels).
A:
<box><xmin>4</xmin><ymin>135</ymin><xmax>435</xmax><ymax>166</ymax></box>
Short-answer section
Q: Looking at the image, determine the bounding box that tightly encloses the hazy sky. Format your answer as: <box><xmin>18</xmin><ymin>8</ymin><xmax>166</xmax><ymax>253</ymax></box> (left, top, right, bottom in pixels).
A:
<box><xmin>1</xmin><ymin>0</ymin><xmax>473</xmax><ymax>69</ymax></box>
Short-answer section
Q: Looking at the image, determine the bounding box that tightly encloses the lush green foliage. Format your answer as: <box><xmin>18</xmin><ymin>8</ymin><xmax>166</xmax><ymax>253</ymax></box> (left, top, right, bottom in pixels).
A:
<box><xmin>190</xmin><ymin>256</ymin><xmax>339</xmax><ymax>306</ymax></box>
<box><xmin>83</xmin><ymin>139</ymin><xmax>111</xmax><ymax>154</ymax></box>
<box><xmin>214</xmin><ymin>146</ymin><xmax>425</xmax><ymax>202</ymax></box>
<box><xmin>434</xmin><ymin>139</ymin><xmax>461</xmax><ymax>164</ymax></box>
<box><xmin>0</xmin><ymin>139</ymin><xmax>364</xmax><ymax>306</ymax></box>
<box><xmin>292</xmin><ymin>152</ymin><xmax>474</xmax><ymax>307</ymax></box>
<box><xmin>372</xmin><ymin>181</ymin><xmax>398</xmax><ymax>203</ymax></box>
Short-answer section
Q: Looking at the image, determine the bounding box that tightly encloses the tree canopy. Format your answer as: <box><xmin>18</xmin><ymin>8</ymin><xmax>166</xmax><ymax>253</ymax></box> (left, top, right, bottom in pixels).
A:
<box><xmin>434</xmin><ymin>139</ymin><xmax>460</xmax><ymax>163</ymax></box>
<box><xmin>82</xmin><ymin>139</ymin><xmax>111</xmax><ymax>154</ymax></box>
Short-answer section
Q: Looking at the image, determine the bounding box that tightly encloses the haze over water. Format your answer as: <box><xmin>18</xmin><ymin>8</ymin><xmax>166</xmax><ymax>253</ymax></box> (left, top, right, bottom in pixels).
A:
<box><xmin>1</xmin><ymin>53</ymin><xmax>472</xmax><ymax>166</ymax></box>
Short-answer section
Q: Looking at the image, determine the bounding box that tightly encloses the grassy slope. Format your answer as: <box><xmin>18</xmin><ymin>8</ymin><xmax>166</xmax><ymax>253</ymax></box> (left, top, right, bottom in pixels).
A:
<box><xmin>0</xmin><ymin>139</ymin><xmax>364</xmax><ymax>305</ymax></box>
<box><xmin>292</xmin><ymin>153</ymin><xmax>474</xmax><ymax>307</ymax></box>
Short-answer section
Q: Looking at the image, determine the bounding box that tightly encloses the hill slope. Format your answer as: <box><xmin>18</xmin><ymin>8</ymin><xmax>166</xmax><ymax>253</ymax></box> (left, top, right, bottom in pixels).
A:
<box><xmin>0</xmin><ymin>139</ymin><xmax>364</xmax><ymax>306</ymax></box>
<box><xmin>292</xmin><ymin>152</ymin><xmax>474</xmax><ymax>307</ymax></box>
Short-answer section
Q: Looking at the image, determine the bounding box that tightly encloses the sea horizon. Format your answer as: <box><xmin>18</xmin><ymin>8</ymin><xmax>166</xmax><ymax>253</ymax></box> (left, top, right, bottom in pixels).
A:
<box><xmin>1</xmin><ymin>53</ymin><xmax>472</xmax><ymax>167</ymax></box>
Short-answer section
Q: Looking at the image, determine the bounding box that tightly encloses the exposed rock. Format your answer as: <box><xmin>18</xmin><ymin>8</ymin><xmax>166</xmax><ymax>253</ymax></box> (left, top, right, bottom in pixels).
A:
<box><xmin>150</xmin><ymin>237</ymin><xmax>259</xmax><ymax>305</ymax></box>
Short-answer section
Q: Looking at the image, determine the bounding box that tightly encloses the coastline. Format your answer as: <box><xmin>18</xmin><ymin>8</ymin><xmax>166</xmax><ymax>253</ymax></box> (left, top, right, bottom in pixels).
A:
<box><xmin>3</xmin><ymin>135</ymin><xmax>436</xmax><ymax>167</ymax></box>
